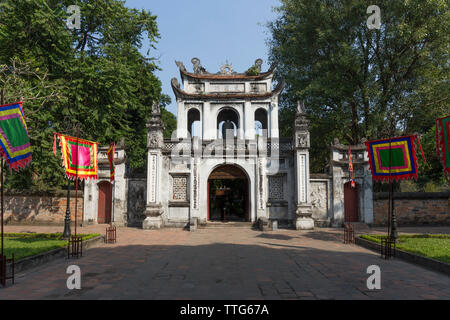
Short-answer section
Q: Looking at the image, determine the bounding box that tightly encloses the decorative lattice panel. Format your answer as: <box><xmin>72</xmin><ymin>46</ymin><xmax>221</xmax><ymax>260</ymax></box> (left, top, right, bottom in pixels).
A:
<box><xmin>269</xmin><ymin>175</ymin><xmax>284</xmax><ymax>201</ymax></box>
<box><xmin>172</xmin><ymin>176</ymin><xmax>187</xmax><ymax>201</ymax></box>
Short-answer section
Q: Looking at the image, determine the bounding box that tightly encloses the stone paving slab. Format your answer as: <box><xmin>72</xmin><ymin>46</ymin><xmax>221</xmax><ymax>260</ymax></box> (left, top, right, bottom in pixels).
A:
<box><xmin>0</xmin><ymin>225</ymin><xmax>449</xmax><ymax>300</ymax></box>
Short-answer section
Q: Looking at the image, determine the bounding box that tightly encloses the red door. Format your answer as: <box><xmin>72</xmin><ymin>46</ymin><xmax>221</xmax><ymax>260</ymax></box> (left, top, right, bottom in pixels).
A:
<box><xmin>98</xmin><ymin>181</ymin><xmax>112</xmax><ymax>224</ymax></box>
<box><xmin>344</xmin><ymin>181</ymin><xmax>358</xmax><ymax>222</ymax></box>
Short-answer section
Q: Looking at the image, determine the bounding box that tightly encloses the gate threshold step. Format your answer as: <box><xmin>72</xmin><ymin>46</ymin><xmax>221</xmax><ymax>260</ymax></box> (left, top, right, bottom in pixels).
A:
<box><xmin>199</xmin><ymin>221</ymin><xmax>253</xmax><ymax>228</ymax></box>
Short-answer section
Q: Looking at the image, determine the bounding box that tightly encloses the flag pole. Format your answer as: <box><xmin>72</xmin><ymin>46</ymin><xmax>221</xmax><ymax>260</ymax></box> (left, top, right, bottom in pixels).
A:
<box><xmin>111</xmin><ymin>142</ymin><xmax>115</xmax><ymax>226</ymax></box>
<box><xmin>388</xmin><ymin>118</ymin><xmax>398</xmax><ymax>243</ymax></box>
<box><xmin>75</xmin><ymin>124</ymin><xmax>79</xmax><ymax>237</ymax></box>
<box><xmin>1</xmin><ymin>88</ymin><xmax>4</xmax><ymax>259</ymax></box>
<box><xmin>112</xmin><ymin>179</ymin><xmax>115</xmax><ymax>227</ymax></box>
<box><xmin>388</xmin><ymin>123</ymin><xmax>392</xmax><ymax>242</ymax></box>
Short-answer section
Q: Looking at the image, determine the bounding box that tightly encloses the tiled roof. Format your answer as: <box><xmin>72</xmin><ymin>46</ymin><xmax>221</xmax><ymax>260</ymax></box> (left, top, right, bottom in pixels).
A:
<box><xmin>171</xmin><ymin>78</ymin><xmax>285</xmax><ymax>101</ymax></box>
<box><xmin>179</xmin><ymin>68</ymin><xmax>275</xmax><ymax>81</ymax></box>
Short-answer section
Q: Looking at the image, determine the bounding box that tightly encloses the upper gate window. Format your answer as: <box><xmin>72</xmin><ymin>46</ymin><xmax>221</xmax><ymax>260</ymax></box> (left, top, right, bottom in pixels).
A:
<box><xmin>255</xmin><ymin>108</ymin><xmax>268</xmax><ymax>137</ymax></box>
<box><xmin>217</xmin><ymin>108</ymin><xmax>239</xmax><ymax>138</ymax></box>
<box><xmin>187</xmin><ymin>108</ymin><xmax>201</xmax><ymax>138</ymax></box>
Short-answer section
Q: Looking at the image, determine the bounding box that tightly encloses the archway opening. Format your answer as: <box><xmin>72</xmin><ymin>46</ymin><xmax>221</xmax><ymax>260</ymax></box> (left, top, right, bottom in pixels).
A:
<box><xmin>187</xmin><ymin>108</ymin><xmax>201</xmax><ymax>138</ymax></box>
<box><xmin>98</xmin><ymin>181</ymin><xmax>112</xmax><ymax>224</ymax></box>
<box><xmin>255</xmin><ymin>108</ymin><xmax>268</xmax><ymax>137</ymax></box>
<box><xmin>207</xmin><ymin>165</ymin><xmax>249</xmax><ymax>222</ymax></box>
<box><xmin>217</xmin><ymin>108</ymin><xmax>239</xmax><ymax>139</ymax></box>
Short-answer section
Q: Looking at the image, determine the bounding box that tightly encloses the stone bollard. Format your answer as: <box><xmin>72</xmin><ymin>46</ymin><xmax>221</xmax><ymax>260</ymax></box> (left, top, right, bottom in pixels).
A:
<box><xmin>189</xmin><ymin>217</ymin><xmax>198</xmax><ymax>232</ymax></box>
<box><xmin>272</xmin><ymin>220</ymin><xmax>278</xmax><ymax>231</ymax></box>
<box><xmin>258</xmin><ymin>217</ymin><xmax>271</xmax><ymax>231</ymax></box>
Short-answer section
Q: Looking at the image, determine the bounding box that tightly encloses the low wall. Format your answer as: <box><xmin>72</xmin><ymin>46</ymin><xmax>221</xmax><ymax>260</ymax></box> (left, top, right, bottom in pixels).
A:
<box><xmin>373</xmin><ymin>192</ymin><xmax>450</xmax><ymax>226</ymax></box>
<box><xmin>4</xmin><ymin>191</ymin><xmax>84</xmax><ymax>225</ymax></box>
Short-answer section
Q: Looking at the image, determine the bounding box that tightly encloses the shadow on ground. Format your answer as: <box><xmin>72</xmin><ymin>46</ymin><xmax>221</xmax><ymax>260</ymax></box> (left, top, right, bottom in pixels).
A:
<box><xmin>2</xmin><ymin>233</ymin><xmax>450</xmax><ymax>301</ymax></box>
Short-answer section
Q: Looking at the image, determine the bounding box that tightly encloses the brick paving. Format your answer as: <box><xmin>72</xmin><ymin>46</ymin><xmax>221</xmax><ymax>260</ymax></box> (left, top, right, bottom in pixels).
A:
<box><xmin>0</xmin><ymin>224</ymin><xmax>449</xmax><ymax>300</ymax></box>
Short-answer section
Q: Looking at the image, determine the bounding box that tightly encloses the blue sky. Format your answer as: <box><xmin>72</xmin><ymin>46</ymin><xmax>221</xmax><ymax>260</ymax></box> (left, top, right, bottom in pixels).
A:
<box><xmin>125</xmin><ymin>0</ymin><xmax>281</xmax><ymax>117</ymax></box>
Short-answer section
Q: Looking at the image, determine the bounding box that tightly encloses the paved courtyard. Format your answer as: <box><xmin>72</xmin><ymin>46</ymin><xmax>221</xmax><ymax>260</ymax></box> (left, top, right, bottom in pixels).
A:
<box><xmin>0</xmin><ymin>225</ymin><xmax>449</xmax><ymax>300</ymax></box>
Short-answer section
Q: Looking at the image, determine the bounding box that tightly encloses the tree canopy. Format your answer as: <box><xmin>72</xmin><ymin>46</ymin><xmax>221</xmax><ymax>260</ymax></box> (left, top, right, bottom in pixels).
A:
<box><xmin>0</xmin><ymin>0</ymin><xmax>176</xmax><ymax>190</ymax></box>
<box><xmin>268</xmin><ymin>0</ymin><xmax>449</xmax><ymax>189</ymax></box>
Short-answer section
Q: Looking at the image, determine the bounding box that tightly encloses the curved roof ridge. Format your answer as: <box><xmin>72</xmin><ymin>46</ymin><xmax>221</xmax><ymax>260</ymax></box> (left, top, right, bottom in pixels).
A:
<box><xmin>171</xmin><ymin>78</ymin><xmax>285</xmax><ymax>100</ymax></box>
<box><xmin>175</xmin><ymin>60</ymin><xmax>277</xmax><ymax>81</ymax></box>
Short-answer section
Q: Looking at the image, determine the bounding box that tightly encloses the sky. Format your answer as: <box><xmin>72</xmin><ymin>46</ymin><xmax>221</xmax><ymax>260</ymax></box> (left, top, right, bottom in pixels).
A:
<box><xmin>125</xmin><ymin>0</ymin><xmax>281</xmax><ymax>117</ymax></box>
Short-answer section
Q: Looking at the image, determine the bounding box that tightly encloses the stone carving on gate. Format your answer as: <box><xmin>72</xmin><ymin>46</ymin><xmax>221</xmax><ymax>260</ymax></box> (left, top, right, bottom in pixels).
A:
<box><xmin>175</xmin><ymin>60</ymin><xmax>186</xmax><ymax>72</ymax></box>
<box><xmin>220</xmin><ymin>60</ymin><xmax>235</xmax><ymax>75</ymax></box>
<box><xmin>258</xmin><ymin>159</ymin><xmax>264</xmax><ymax>209</ymax></box>
<box><xmin>191</xmin><ymin>57</ymin><xmax>208</xmax><ymax>74</ymax></box>
<box><xmin>296</xmin><ymin>133</ymin><xmax>309</xmax><ymax>148</ymax></box>
<box><xmin>148</xmin><ymin>132</ymin><xmax>159</xmax><ymax>148</ymax></box>
<box><xmin>127</xmin><ymin>180</ymin><xmax>146</xmax><ymax>225</ymax></box>
<box><xmin>149</xmin><ymin>154</ymin><xmax>157</xmax><ymax>203</ymax></box>
<box><xmin>193</xmin><ymin>159</ymin><xmax>199</xmax><ymax>209</ymax></box>
<box><xmin>310</xmin><ymin>183</ymin><xmax>326</xmax><ymax>211</ymax></box>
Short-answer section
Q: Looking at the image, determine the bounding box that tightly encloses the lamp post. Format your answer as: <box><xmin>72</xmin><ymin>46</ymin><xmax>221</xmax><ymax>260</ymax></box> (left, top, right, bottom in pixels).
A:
<box><xmin>62</xmin><ymin>179</ymin><xmax>71</xmax><ymax>238</ymax></box>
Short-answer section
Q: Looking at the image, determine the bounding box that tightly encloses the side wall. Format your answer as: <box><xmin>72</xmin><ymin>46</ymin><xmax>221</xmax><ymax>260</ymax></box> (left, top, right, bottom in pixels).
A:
<box><xmin>373</xmin><ymin>192</ymin><xmax>450</xmax><ymax>226</ymax></box>
<box><xmin>4</xmin><ymin>191</ymin><xmax>83</xmax><ymax>225</ymax></box>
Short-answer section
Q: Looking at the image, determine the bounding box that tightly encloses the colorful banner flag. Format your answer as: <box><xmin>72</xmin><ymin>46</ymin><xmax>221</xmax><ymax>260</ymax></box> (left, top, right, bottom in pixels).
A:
<box><xmin>365</xmin><ymin>135</ymin><xmax>425</xmax><ymax>182</ymax></box>
<box><xmin>348</xmin><ymin>146</ymin><xmax>355</xmax><ymax>188</ymax></box>
<box><xmin>107</xmin><ymin>142</ymin><xmax>115</xmax><ymax>182</ymax></box>
<box><xmin>54</xmin><ymin>133</ymin><xmax>98</xmax><ymax>180</ymax></box>
<box><xmin>0</xmin><ymin>101</ymin><xmax>32</xmax><ymax>171</ymax></box>
<box><xmin>436</xmin><ymin>115</ymin><xmax>450</xmax><ymax>173</ymax></box>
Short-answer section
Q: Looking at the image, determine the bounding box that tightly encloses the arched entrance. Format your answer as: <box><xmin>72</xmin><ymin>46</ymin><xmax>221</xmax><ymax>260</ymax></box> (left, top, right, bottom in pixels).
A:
<box><xmin>98</xmin><ymin>181</ymin><xmax>112</xmax><ymax>224</ymax></box>
<box><xmin>344</xmin><ymin>181</ymin><xmax>359</xmax><ymax>222</ymax></box>
<box><xmin>207</xmin><ymin>165</ymin><xmax>249</xmax><ymax>222</ymax></box>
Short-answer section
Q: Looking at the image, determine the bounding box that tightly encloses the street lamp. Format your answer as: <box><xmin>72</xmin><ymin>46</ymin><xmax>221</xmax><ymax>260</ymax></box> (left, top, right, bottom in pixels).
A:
<box><xmin>62</xmin><ymin>179</ymin><xmax>71</xmax><ymax>238</ymax></box>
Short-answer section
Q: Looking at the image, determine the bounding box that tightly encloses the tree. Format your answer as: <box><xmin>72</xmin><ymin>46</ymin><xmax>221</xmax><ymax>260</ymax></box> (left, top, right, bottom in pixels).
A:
<box><xmin>268</xmin><ymin>0</ymin><xmax>449</xmax><ymax>180</ymax></box>
<box><xmin>0</xmin><ymin>0</ymin><xmax>175</xmax><ymax>190</ymax></box>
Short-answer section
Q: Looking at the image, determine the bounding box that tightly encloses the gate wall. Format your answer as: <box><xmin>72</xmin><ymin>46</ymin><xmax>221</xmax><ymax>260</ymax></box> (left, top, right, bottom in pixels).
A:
<box><xmin>329</xmin><ymin>139</ymin><xmax>373</xmax><ymax>227</ymax></box>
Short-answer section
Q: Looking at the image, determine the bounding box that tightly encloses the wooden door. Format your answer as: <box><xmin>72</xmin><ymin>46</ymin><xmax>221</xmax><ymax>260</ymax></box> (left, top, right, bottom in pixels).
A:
<box><xmin>98</xmin><ymin>181</ymin><xmax>112</xmax><ymax>224</ymax></box>
<box><xmin>207</xmin><ymin>180</ymin><xmax>210</xmax><ymax>220</ymax></box>
<box><xmin>344</xmin><ymin>181</ymin><xmax>358</xmax><ymax>222</ymax></box>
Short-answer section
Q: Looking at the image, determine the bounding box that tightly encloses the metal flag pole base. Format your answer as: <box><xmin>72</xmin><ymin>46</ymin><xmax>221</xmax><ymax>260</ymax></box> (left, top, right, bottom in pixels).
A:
<box><xmin>0</xmin><ymin>253</ymin><xmax>14</xmax><ymax>286</ymax></box>
<box><xmin>105</xmin><ymin>226</ymin><xmax>117</xmax><ymax>244</ymax></box>
<box><xmin>67</xmin><ymin>236</ymin><xmax>82</xmax><ymax>259</ymax></box>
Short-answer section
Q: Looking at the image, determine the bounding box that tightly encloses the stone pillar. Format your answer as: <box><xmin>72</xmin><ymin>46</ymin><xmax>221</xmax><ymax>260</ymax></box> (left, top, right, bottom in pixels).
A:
<box><xmin>176</xmin><ymin>99</ymin><xmax>187</xmax><ymax>139</ymax></box>
<box><xmin>191</xmin><ymin>137</ymin><xmax>200</xmax><ymax>220</ymax></box>
<box><xmin>294</xmin><ymin>101</ymin><xmax>314</xmax><ymax>229</ymax></box>
<box><xmin>202</xmin><ymin>101</ymin><xmax>214</xmax><ymax>139</ymax></box>
<box><xmin>257</xmin><ymin>136</ymin><xmax>267</xmax><ymax>219</ymax></box>
<box><xmin>143</xmin><ymin>102</ymin><xmax>165</xmax><ymax>229</ymax></box>
<box><xmin>244</xmin><ymin>101</ymin><xmax>255</xmax><ymax>139</ymax></box>
<box><xmin>269</xmin><ymin>101</ymin><xmax>279</xmax><ymax>138</ymax></box>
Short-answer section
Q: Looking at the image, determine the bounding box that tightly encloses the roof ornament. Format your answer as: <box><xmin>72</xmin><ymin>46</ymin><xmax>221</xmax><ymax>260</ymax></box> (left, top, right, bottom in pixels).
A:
<box><xmin>191</xmin><ymin>57</ymin><xmax>208</xmax><ymax>74</ymax></box>
<box><xmin>171</xmin><ymin>77</ymin><xmax>180</xmax><ymax>89</ymax></box>
<box><xmin>297</xmin><ymin>100</ymin><xmax>305</xmax><ymax>114</ymax></box>
<box><xmin>254</xmin><ymin>59</ymin><xmax>263</xmax><ymax>73</ymax></box>
<box><xmin>175</xmin><ymin>60</ymin><xmax>186</xmax><ymax>72</ymax></box>
<box><xmin>151</xmin><ymin>101</ymin><xmax>160</xmax><ymax>115</ymax></box>
<box><xmin>220</xmin><ymin>60</ymin><xmax>234</xmax><ymax>75</ymax></box>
